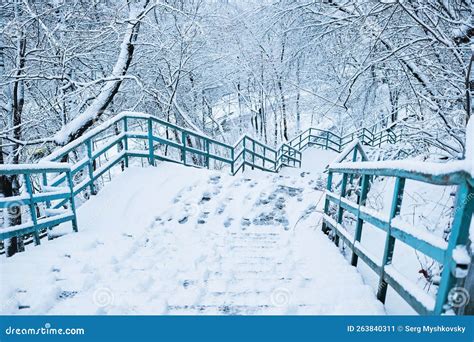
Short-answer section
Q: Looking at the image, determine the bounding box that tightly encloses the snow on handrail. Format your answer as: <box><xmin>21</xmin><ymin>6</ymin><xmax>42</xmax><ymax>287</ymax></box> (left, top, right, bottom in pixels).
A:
<box><xmin>328</xmin><ymin>159</ymin><xmax>472</xmax><ymax>185</ymax></box>
<box><xmin>0</xmin><ymin>162</ymin><xmax>72</xmax><ymax>174</ymax></box>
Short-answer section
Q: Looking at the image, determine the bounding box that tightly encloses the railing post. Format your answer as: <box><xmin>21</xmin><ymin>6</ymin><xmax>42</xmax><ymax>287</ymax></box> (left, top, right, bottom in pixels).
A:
<box><xmin>325</xmin><ymin>131</ymin><xmax>329</xmax><ymax>150</ymax></box>
<box><xmin>66</xmin><ymin>169</ymin><xmax>78</xmax><ymax>232</ymax></box>
<box><xmin>377</xmin><ymin>176</ymin><xmax>405</xmax><ymax>303</ymax></box>
<box><xmin>251</xmin><ymin>140</ymin><xmax>255</xmax><ymax>170</ymax></box>
<box><xmin>86</xmin><ymin>139</ymin><xmax>96</xmax><ymax>195</ymax></box>
<box><xmin>434</xmin><ymin>180</ymin><xmax>474</xmax><ymax>314</ymax></box>
<box><xmin>42</xmin><ymin>173</ymin><xmax>53</xmax><ymax>240</ymax></box>
<box><xmin>181</xmin><ymin>131</ymin><xmax>187</xmax><ymax>166</ymax></box>
<box><xmin>24</xmin><ymin>173</ymin><xmax>40</xmax><ymax>246</ymax></box>
<box><xmin>147</xmin><ymin>118</ymin><xmax>155</xmax><ymax>166</ymax></box>
<box><xmin>242</xmin><ymin>137</ymin><xmax>246</xmax><ymax>172</ymax></box>
<box><xmin>123</xmin><ymin>116</ymin><xmax>129</xmax><ymax>168</ymax></box>
<box><xmin>42</xmin><ymin>173</ymin><xmax>51</xmax><ymax>209</ymax></box>
<box><xmin>349</xmin><ymin>146</ymin><xmax>358</xmax><ymax>185</ymax></box>
<box><xmin>351</xmin><ymin>174</ymin><xmax>370</xmax><ymax>266</ymax></box>
<box><xmin>230</xmin><ymin>147</ymin><xmax>235</xmax><ymax>175</ymax></box>
<box><xmin>205</xmin><ymin>139</ymin><xmax>210</xmax><ymax>169</ymax></box>
<box><xmin>322</xmin><ymin>171</ymin><xmax>333</xmax><ymax>234</ymax></box>
<box><xmin>334</xmin><ymin>173</ymin><xmax>349</xmax><ymax>247</ymax></box>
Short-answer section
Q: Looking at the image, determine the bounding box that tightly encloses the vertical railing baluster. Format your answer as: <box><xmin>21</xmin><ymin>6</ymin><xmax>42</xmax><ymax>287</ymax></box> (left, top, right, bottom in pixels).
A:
<box><xmin>86</xmin><ymin>139</ymin><xmax>96</xmax><ymax>195</ymax></box>
<box><xmin>148</xmin><ymin>118</ymin><xmax>155</xmax><ymax>166</ymax></box>
<box><xmin>322</xmin><ymin>171</ymin><xmax>333</xmax><ymax>234</ymax></box>
<box><xmin>123</xmin><ymin>116</ymin><xmax>129</xmax><ymax>168</ymax></box>
<box><xmin>251</xmin><ymin>140</ymin><xmax>255</xmax><ymax>170</ymax></box>
<box><xmin>349</xmin><ymin>146</ymin><xmax>358</xmax><ymax>185</ymax></box>
<box><xmin>377</xmin><ymin>176</ymin><xmax>405</xmax><ymax>303</ymax></box>
<box><xmin>230</xmin><ymin>147</ymin><xmax>235</xmax><ymax>175</ymax></box>
<box><xmin>41</xmin><ymin>173</ymin><xmax>54</xmax><ymax>241</ymax></box>
<box><xmin>205</xmin><ymin>139</ymin><xmax>210</xmax><ymax>169</ymax></box>
<box><xmin>181</xmin><ymin>131</ymin><xmax>187</xmax><ymax>166</ymax></box>
<box><xmin>66</xmin><ymin>169</ymin><xmax>78</xmax><ymax>232</ymax></box>
<box><xmin>334</xmin><ymin>173</ymin><xmax>348</xmax><ymax>247</ymax></box>
<box><xmin>24</xmin><ymin>173</ymin><xmax>40</xmax><ymax>245</ymax></box>
<box><xmin>351</xmin><ymin>174</ymin><xmax>370</xmax><ymax>266</ymax></box>
<box><xmin>242</xmin><ymin>137</ymin><xmax>246</xmax><ymax>172</ymax></box>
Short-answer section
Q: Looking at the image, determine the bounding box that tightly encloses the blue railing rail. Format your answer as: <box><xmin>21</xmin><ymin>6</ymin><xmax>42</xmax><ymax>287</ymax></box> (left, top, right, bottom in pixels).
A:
<box><xmin>1</xmin><ymin>112</ymin><xmax>399</xmax><ymax>253</ymax></box>
<box><xmin>46</xmin><ymin>111</ymin><xmax>393</xmax><ymax>190</ymax></box>
<box><xmin>322</xmin><ymin>158</ymin><xmax>473</xmax><ymax>315</ymax></box>
<box><xmin>0</xmin><ymin>163</ymin><xmax>78</xmax><ymax>245</ymax></box>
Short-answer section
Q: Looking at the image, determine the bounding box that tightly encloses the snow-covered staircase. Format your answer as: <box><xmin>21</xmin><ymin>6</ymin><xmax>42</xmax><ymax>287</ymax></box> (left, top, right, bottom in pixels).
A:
<box><xmin>155</xmin><ymin>166</ymin><xmax>381</xmax><ymax>314</ymax></box>
<box><xmin>1</xmin><ymin>113</ymin><xmax>471</xmax><ymax>316</ymax></box>
<box><xmin>0</xmin><ymin>151</ymin><xmax>384</xmax><ymax>315</ymax></box>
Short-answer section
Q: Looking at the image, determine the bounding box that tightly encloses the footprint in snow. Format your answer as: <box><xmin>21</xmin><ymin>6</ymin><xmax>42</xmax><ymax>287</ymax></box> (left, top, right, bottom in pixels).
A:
<box><xmin>224</xmin><ymin>217</ymin><xmax>234</xmax><ymax>228</ymax></box>
<box><xmin>199</xmin><ymin>192</ymin><xmax>212</xmax><ymax>204</ymax></box>
<box><xmin>58</xmin><ymin>290</ymin><xmax>77</xmax><ymax>300</ymax></box>
<box><xmin>255</xmin><ymin>194</ymin><xmax>270</xmax><ymax>206</ymax></box>
<box><xmin>197</xmin><ymin>212</ymin><xmax>209</xmax><ymax>224</ymax></box>
<box><xmin>216</xmin><ymin>203</ymin><xmax>226</xmax><ymax>215</ymax></box>
<box><xmin>208</xmin><ymin>175</ymin><xmax>221</xmax><ymax>185</ymax></box>
<box><xmin>178</xmin><ymin>216</ymin><xmax>189</xmax><ymax>224</ymax></box>
<box><xmin>274</xmin><ymin>197</ymin><xmax>286</xmax><ymax>210</ymax></box>
<box><xmin>276</xmin><ymin>185</ymin><xmax>303</xmax><ymax>197</ymax></box>
<box><xmin>232</xmin><ymin>180</ymin><xmax>242</xmax><ymax>187</ymax></box>
<box><xmin>241</xmin><ymin>218</ymin><xmax>251</xmax><ymax>228</ymax></box>
<box><xmin>173</xmin><ymin>193</ymin><xmax>182</xmax><ymax>203</ymax></box>
<box><xmin>248</xmin><ymin>180</ymin><xmax>258</xmax><ymax>188</ymax></box>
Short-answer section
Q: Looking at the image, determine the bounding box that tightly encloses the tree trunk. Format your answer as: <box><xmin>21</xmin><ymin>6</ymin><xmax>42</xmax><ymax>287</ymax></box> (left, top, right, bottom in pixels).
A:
<box><xmin>296</xmin><ymin>55</ymin><xmax>302</xmax><ymax>133</ymax></box>
<box><xmin>54</xmin><ymin>1</ymin><xmax>150</xmax><ymax>145</ymax></box>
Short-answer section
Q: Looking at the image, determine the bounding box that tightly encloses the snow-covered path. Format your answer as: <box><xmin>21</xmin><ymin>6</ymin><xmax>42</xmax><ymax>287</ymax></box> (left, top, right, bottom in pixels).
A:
<box><xmin>1</xmin><ymin>149</ymin><xmax>384</xmax><ymax>315</ymax></box>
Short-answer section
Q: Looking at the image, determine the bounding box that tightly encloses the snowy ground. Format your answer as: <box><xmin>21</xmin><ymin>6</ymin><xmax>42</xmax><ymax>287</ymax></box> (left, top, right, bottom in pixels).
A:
<box><xmin>0</xmin><ymin>148</ymin><xmax>385</xmax><ymax>315</ymax></box>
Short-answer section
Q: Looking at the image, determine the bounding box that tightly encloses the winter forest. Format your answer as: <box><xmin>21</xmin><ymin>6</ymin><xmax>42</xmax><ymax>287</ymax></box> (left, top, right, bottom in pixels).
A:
<box><xmin>2</xmin><ymin>0</ymin><xmax>473</xmax><ymax>162</ymax></box>
<box><xmin>0</xmin><ymin>0</ymin><xmax>474</xmax><ymax>316</ymax></box>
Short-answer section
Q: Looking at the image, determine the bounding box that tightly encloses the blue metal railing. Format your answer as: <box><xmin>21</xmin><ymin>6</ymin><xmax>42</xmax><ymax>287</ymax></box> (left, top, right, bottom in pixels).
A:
<box><xmin>0</xmin><ymin>163</ymin><xmax>77</xmax><ymax>245</ymax></box>
<box><xmin>322</xmin><ymin>153</ymin><xmax>473</xmax><ymax>315</ymax></box>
